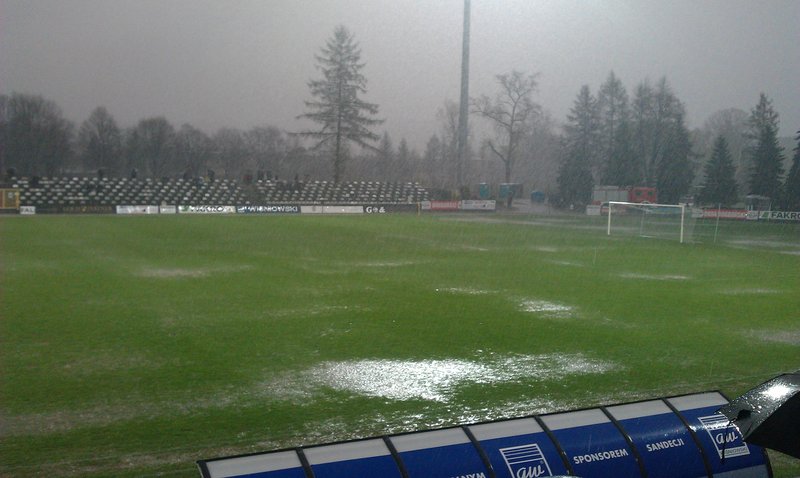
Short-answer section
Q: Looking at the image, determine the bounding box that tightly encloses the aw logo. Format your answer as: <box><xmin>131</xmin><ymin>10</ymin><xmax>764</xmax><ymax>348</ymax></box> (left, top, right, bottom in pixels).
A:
<box><xmin>499</xmin><ymin>443</ymin><xmax>553</xmax><ymax>478</ymax></box>
<box><xmin>698</xmin><ymin>414</ymin><xmax>750</xmax><ymax>460</ymax></box>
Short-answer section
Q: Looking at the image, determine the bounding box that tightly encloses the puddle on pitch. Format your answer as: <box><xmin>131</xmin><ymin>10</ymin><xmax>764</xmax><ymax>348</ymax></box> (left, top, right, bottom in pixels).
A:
<box><xmin>435</xmin><ymin>287</ymin><xmax>493</xmax><ymax>295</ymax></box>
<box><xmin>722</xmin><ymin>287</ymin><xmax>782</xmax><ymax>295</ymax></box>
<box><xmin>546</xmin><ymin>259</ymin><xmax>584</xmax><ymax>268</ymax></box>
<box><xmin>461</xmin><ymin>245</ymin><xmax>490</xmax><ymax>252</ymax></box>
<box><xmin>728</xmin><ymin>239</ymin><xmax>799</xmax><ymax>250</ymax></box>
<box><xmin>354</xmin><ymin>260</ymin><xmax>421</xmax><ymax>268</ymax></box>
<box><xmin>744</xmin><ymin>329</ymin><xmax>800</xmax><ymax>346</ymax></box>
<box><xmin>618</xmin><ymin>272</ymin><xmax>691</xmax><ymax>281</ymax></box>
<box><xmin>301</xmin><ymin>353</ymin><xmax>618</xmax><ymax>402</ymax></box>
<box><xmin>137</xmin><ymin>265</ymin><xmax>252</xmax><ymax>279</ymax></box>
<box><xmin>520</xmin><ymin>300</ymin><xmax>574</xmax><ymax>318</ymax></box>
<box><xmin>532</xmin><ymin>246</ymin><xmax>559</xmax><ymax>253</ymax></box>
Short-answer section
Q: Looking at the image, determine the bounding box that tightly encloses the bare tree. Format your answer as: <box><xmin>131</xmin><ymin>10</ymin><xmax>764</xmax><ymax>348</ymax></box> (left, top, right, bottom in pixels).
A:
<box><xmin>126</xmin><ymin>117</ymin><xmax>176</xmax><ymax>178</ymax></box>
<box><xmin>78</xmin><ymin>106</ymin><xmax>122</xmax><ymax>175</ymax></box>
<box><xmin>471</xmin><ymin>71</ymin><xmax>540</xmax><ymax>183</ymax></box>
<box><xmin>4</xmin><ymin>93</ymin><xmax>74</xmax><ymax>176</ymax></box>
<box><xmin>175</xmin><ymin>124</ymin><xmax>212</xmax><ymax>178</ymax></box>
<box><xmin>245</xmin><ymin>126</ymin><xmax>286</xmax><ymax>178</ymax></box>
<box><xmin>421</xmin><ymin>134</ymin><xmax>446</xmax><ymax>189</ymax></box>
<box><xmin>212</xmin><ymin>128</ymin><xmax>248</xmax><ymax>179</ymax></box>
<box><xmin>436</xmin><ymin>99</ymin><xmax>460</xmax><ymax>188</ymax></box>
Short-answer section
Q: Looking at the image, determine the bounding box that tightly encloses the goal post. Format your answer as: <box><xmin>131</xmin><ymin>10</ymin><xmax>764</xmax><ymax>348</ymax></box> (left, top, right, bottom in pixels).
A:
<box><xmin>606</xmin><ymin>201</ymin><xmax>689</xmax><ymax>243</ymax></box>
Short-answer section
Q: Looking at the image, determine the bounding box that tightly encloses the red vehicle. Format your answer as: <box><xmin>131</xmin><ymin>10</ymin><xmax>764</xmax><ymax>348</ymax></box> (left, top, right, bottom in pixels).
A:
<box><xmin>592</xmin><ymin>186</ymin><xmax>657</xmax><ymax>205</ymax></box>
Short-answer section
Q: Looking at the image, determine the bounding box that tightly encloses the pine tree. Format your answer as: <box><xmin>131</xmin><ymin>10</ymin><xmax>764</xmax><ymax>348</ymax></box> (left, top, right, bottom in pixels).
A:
<box><xmin>598</xmin><ymin>71</ymin><xmax>637</xmax><ymax>186</ymax></box>
<box><xmin>557</xmin><ymin>85</ymin><xmax>598</xmax><ymax>206</ymax></box>
<box><xmin>298</xmin><ymin>25</ymin><xmax>382</xmax><ymax>183</ymax></box>
<box><xmin>747</xmin><ymin>93</ymin><xmax>784</xmax><ymax>200</ymax></box>
<box><xmin>375</xmin><ymin>131</ymin><xmax>394</xmax><ymax>179</ymax></box>
<box><xmin>655</xmin><ymin>107</ymin><xmax>694</xmax><ymax>204</ymax></box>
<box><xmin>699</xmin><ymin>136</ymin><xmax>738</xmax><ymax>206</ymax></box>
<box><xmin>395</xmin><ymin>138</ymin><xmax>411</xmax><ymax>182</ymax></box>
<box><xmin>700</xmin><ymin>108</ymin><xmax>749</xmax><ymax>193</ymax></box>
<box><xmin>784</xmin><ymin>130</ymin><xmax>800</xmax><ymax>210</ymax></box>
<box><xmin>557</xmin><ymin>154</ymin><xmax>594</xmax><ymax>208</ymax></box>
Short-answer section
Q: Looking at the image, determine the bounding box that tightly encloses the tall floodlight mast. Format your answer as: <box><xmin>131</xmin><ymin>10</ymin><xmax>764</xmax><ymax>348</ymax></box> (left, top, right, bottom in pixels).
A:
<box><xmin>456</xmin><ymin>0</ymin><xmax>471</xmax><ymax>187</ymax></box>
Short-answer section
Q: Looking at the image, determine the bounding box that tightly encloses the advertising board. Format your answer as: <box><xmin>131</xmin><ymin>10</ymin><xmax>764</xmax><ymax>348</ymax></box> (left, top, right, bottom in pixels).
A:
<box><xmin>61</xmin><ymin>205</ymin><xmax>115</xmax><ymax>214</ymax></box>
<box><xmin>461</xmin><ymin>200</ymin><xmax>496</xmax><ymax>211</ymax></box>
<box><xmin>0</xmin><ymin>189</ymin><xmax>20</xmax><ymax>209</ymax></box>
<box><xmin>666</xmin><ymin>392</ymin><xmax>770</xmax><ymax>477</ymax></box>
<box><xmin>698</xmin><ymin>209</ymin><xmax>749</xmax><ymax>220</ymax></box>
<box><xmin>117</xmin><ymin>205</ymin><xmax>160</xmax><ymax>215</ymax></box>
<box><xmin>200</xmin><ymin>450</ymin><xmax>306</xmax><ymax>478</ymax></box>
<box><xmin>305</xmin><ymin>439</ymin><xmax>403</xmax><ymax>478</ymax></box>
<box><xmin>390</xmin><ymin>428</ymin><xmax>490</xmax><ymax>478</ymax></box>
<box><xmin>468</xmin><ymin>418</ymin><xmax>570</xmax><ymax>477</ymax></box>
<box><xmin>178</xmin><ymin>205</ymin><xmax>236</xmax><ymax>214</ymax></box>
<box><xmin>363</xmin><ymin>204</ymin><xmax>419</xmax><ymax>214</ymax></box>
<box><xmin>751</xmin><ymin>210</ymin><xmax>800</xmax><ymax>221</ymax></box>
<box><xmin>606</xmin><ymin>400</ymin><xmax>708</xmax><ymax>478</ymax></box>
<box><xmin>430</xmin><ymin>200</ymin><xmax>461</xmax><ymax>211</ymax></box>
<box><xmin>539</xmin><ymin>409</ymin><xmax>642</xmax><ymax>477</ymax></box>
<box><xmin>237</xmin><ymin>205</ymin><xmax>300</xmax><ymax>214</ymax></box>
<box><xmin>197</xmin><ymin>392</ymin><xmax>772</xmax><ymax>478</ymax></box>
<box><xmin>300</xmin><ymin>205</ymin><xmax>364</xmax><ymax>214</ymax></box>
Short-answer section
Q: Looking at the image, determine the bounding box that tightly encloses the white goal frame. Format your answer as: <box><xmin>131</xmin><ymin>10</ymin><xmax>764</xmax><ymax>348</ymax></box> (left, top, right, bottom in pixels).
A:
<box><xmin>606</xmin><ymin>201</ymin><xmax>687</xmax><ymax>243</ymax></box>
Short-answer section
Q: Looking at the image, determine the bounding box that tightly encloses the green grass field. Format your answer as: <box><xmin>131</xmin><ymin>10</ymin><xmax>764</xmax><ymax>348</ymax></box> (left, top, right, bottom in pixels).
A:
<box><xmin>1</xmin><ymin>213</ymin><xmax>799</xmax><ymax>477</ymax></box>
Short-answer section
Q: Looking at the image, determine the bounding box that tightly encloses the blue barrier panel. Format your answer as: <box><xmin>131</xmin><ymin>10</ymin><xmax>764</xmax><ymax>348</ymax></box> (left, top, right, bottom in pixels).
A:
<box><xmin>197</xmin><ymin>391</ymin><xmax>773</xmax><ymax>478</ymax></box>
<box><xmin>539</xmin><ymin>408</ymin><xmax>642</xmax><ymax>478</ymax></box>
<box><xmin>200</xmin><ymin>450</ymin><xmax>307</xmax><ymax>478</ymax></box>
<box><xmin>468</xmin><ymin>418</ymin><xmax>570</xmax><ymax>478</ymax></box>
<box><xmin>304</xmin><ymin>438</ymin><xmax>403</xmax><ymax>478</ymax></box>
<box><xmin>390</xmin><ymin>428</ymin><xmax>491</xmax><ymax>478</ymax></box>
<box><xmin>607</xmin><ymin>400</ymin><xmax>709</xmax><ymax>478</ymax></box>
<box><xmin>667</xmin><ymin>392</ymin><xmax>771</xmax><ymax>478</ymax></box>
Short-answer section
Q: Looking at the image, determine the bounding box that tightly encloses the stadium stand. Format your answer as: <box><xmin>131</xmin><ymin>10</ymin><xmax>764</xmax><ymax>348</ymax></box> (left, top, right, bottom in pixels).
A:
<box><xmin>10</xmin><ymin>176</ymin><xmax>430</xmax><ymax>209</ymax></box>
<box><xmin>254</xmin><ymin>179</ymin><xmax>429</xmax><ymax>204</ymax></box>
<box><xmin>12</xmin><ymin>177</ymin><xmax>248</xmax><ymax>208</ymax></box>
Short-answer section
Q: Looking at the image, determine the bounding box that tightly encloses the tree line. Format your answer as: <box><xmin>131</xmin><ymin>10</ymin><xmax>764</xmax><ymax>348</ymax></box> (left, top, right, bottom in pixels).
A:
<box><xmin>0</xmin><ymin>93</ymin><xmax>312</xmax><ymax>182</ymax></box>
<box><xmin>556</xmin><ymin>74</ymin><xmax>798</xmax><ymax>209</ymax></box>
<box><xmin>2</xmin><ymin>25</ymin><xmax>798</xmax><ymax>209</ymax></box>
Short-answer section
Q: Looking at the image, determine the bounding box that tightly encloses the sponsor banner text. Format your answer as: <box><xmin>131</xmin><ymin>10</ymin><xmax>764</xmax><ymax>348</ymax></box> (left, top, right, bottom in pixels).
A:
<box><xmin>178</xmin><ymin>205</ymin><xmax>236</xmax><ymax>214</ymax></box>
<box><xmin>237</xmin><ymin>205</ymin><xmax>300</xmax><ymax>214</ymax></box>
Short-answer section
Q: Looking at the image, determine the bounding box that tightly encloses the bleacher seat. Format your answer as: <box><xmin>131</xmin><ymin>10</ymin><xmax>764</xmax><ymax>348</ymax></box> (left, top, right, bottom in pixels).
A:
<box><xmin>12</xmin><ymin>175</ymin><xmax>429</xmax><ymax>209</ymax></box>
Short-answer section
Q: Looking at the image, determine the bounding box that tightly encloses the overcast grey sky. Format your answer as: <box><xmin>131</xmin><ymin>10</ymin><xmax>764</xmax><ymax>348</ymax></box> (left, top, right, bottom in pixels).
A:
<box><xmin>1</xmin><ymin>0</ymin><xmax>798</xmax><ymax>150</ymax></box>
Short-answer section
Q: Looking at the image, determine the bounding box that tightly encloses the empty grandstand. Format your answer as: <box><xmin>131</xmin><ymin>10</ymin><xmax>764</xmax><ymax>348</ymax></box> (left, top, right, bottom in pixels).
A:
<box><xmin>254</xmin><ymin>179</ymin><xmax>428</xmax><ymax>205</ymax></box>
<box><xmin>8</xmin><ymin>176</ymin><xmax>430</xmax><ymax>211</ymax></box>
<box><xmin>11</xmin><ymin>177</ymin><xmax>247</xmax><ymax>210</ymax></box>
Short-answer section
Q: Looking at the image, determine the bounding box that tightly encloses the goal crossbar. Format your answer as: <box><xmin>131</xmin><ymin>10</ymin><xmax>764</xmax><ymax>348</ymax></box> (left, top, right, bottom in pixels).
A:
<box><xmin>606</xmin><ymin>201</ymin><xmax>687</xmax><ymax>243</ymax></box>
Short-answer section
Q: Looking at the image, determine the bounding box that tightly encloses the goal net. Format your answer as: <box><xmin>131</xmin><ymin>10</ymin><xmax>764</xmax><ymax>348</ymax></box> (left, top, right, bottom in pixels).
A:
<box><xmin>606</xmin><ymin>201</ymin><xmax>694</xmax><ymax>243</ymax></box>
